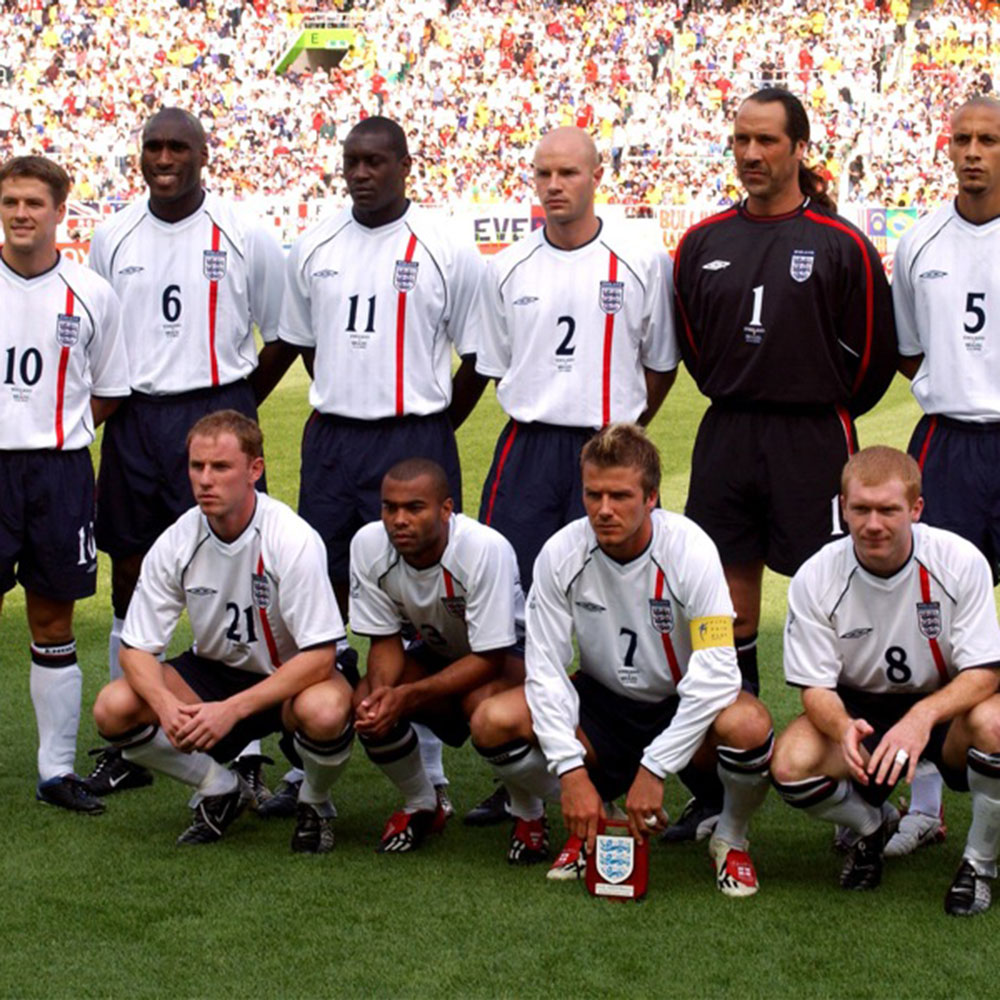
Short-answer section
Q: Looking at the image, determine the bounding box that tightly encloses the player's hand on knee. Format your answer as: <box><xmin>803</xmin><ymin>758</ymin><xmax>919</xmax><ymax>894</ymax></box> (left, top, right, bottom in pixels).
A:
<box><xmin>559</xmin><ymin>767</ymin><xmax>604</xmax><ymax>854</ymax></box>
<box><xmin>625</xmin><ymin>765</ymin><xmax>668</xmax><ymax>841</ymax></box>
<box><xmin>867</xmin><ymin>715</ymin><xmax>928</xmax><ymax>787</ymax></box>
<box><xmin>176</xmin><ymin>700</ymin><xmax>238</xmax><ymax>751</ymax></box>
<box><xmin>841</xmin><ymin>718</ymin><xmax>874</xmax><ymax>785</ymax></box>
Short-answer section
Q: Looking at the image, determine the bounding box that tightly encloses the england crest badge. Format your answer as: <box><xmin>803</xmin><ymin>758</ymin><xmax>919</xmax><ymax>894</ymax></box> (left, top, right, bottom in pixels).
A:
<box><xmin>441</xmin><ymin>596</ymin><xmax>467</xmax><ymax>619</ymax></box>
<box><xmin>789</xmin><ymin>249</ymin><xmax>815</xmax><ymax>283</ymax></box>
<box><xmin>585</xmin><ymin>818</ymin><xmax>649</xmax><ymax>901</ymax></box>
<box><xmin>393</xmin><ymin>259</ymin><xmax>419</xmax><ymax>292</ymax></box>
<box><xmin>599</xmin><ymin>280</ymin><xmax>624</xmax><ymax>314</ymax></box>
<box><xmin>649</xmin><ymin>598</ymin><xmax>674</xmax><ymax>634</ymax></box>
<box><xmin>55</xmin><ymin>313</ymin><xmax>81</xmax><ymax>347</ymax></box>
<box><xmin>916</xmin><ymin>601</ymin><xmax>942</xmax><ymax>640</ymax></box>
<box><xmin>203</xmin><ymin>249</ymin><xmax>227</xmax><ymax>280</ymax></box>
<box><xmin>251</xmin><ymin>572</ymin><xmax>271</xmax><ymax>610</ymax></box>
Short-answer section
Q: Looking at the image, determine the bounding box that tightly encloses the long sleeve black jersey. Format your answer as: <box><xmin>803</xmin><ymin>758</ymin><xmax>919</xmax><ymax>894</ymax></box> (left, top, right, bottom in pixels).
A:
<box><xmin>673</xmin><ymin>200</ymin><xmax>896</xmax><ymax>417</ymax></box>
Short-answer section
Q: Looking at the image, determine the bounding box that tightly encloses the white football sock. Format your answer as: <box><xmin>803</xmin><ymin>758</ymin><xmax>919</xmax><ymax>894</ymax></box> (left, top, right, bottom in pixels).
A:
<box><xmin>30</xmin><ymin>641</ymin><xmax>82</xmax><ymax>781</ymax></box>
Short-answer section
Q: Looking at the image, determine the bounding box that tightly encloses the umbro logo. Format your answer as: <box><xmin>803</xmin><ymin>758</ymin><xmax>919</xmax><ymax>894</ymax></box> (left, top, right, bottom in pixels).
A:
<box><xmin>513</xmin><ymin>296</ymin><xmax>539</xmax><ymax>305</ymax></box>
<box><xmin>118</xmin><ymin>265</ymin><xmax>144</xmax><ymax>275</ymax></box>
<box><xmin>702</xmin><ymin>260</ymin><xmax>731</xmax><ymax>271</ymax></box>
<box><xmin>312</xmin><ymin>269</ymin><xmax>339</xmax><ymax>278</ymax></box>
<box><xmin>840</xmin><ymin>627</ymin><xmax>873</xmax><ymax>639</ymax></box>
<box><xmin>574</xmin><ymin>600</ymin><xmax>606</xmax><ymax>612</ymax></box>
<box><xmin>185</xmin><ymin>586</ymin><xmax>218</xmax><ymax>596</ymax></box>
<box><xmin>918</xmin><ymin>270</ymin><xmax>948</xmax><ymax>279</ymax></box>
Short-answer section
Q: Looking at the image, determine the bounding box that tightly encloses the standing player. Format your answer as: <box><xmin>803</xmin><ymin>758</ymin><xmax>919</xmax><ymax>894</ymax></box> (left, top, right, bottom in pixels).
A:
<box><xmin>892</xmin><ymin>97</ymin><xmax>1000</xmax><ymax>856</ymax></box>
<box><xmin>470</xmin><ymin>425</ymin><xmax>774</xmax><ymax>896</ymax></box>
<box><xmin>667</xmin><ymin>88</ymin><xmax>896</xmax><ymax>841</ymax></box>
<box><xmin>349</xmin><ymin>459</ymin><xmax>525</xmax><ymax>851</ymax></box>
<box><xmin>84</xmin><ymin>108</ymin><xmax>289</xmax><ymax>799</ymax></box>
<box><xmin>0</xmin><ymin>156</ymin><xmax>129</xmax><ymax>812</ymax></box>
<box><xmin>771</xmin><ymin>447</ymin><xmax>1000</xmax><ymax>915</ymax></box>
<box><xmin>278</xmin><ymin>116</ymin><xmax>486</xmax><ymax>817</ymax></box>
<box><xmin>475</xmin><ymin>126</ymin><xmax>677</xmax><ymax>595</ymax></box>
<box><xmin>91</xmin><ymin>411</ymin><xmax>355</xmax><ymax>851</ymax></box>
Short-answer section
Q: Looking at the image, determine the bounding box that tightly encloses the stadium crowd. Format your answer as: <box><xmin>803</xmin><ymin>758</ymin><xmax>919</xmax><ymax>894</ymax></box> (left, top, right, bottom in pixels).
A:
<box><xmin>0</xmin><ymin>0</ymin><xmax>997</xmax><ymax>227</ymax></box>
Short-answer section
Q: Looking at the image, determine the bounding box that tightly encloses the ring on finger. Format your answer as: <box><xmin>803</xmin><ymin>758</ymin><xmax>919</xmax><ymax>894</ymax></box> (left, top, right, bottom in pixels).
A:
<box><xmin>894</xmin><ymin>748</ymin><xmax>909</xmax><ymax>767</ymax></box>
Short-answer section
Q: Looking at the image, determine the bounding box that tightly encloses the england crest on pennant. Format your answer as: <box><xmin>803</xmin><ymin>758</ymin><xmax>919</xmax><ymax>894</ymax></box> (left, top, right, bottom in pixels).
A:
<box><xmin>599</xmin><ymin>280</ymin><xmax>624</xmax><ymax>314</ymax></box>
<box><xmin>203</xmin><ymin>249</ymin><xmax>227</xmax><ymax>280</ymax></box>
<box><xmin>916</xmin><ymin>601</ymin><xmax>942</xmax><ymax>640</ymax></box>
<box><xmin>55</xmin><ymin>314</ymin><xmax>81</xmax><ymax>347</ymax></box>
<box><xmin>393</xmin><ymin>260</ymin><xmax>419</xmax><ymax>292</ymax></box>
<box><xmin>649</xmin><ymin>598</ymin><xmax>674</xmax><ymax>634</ymax></box>
<box><xmin>789</xmin><ymin>249</ymin><xmax>815</xmax><ymax>283</ymax></box>
<box><xmin>251</xmin><ymin>572</ymin><xmax>271</xmax><ymax>610</ymax></box>
<box><xmin>595</xmin><ymin>832</ymin><xmax>635</xmax><ymax>885</ymax></box>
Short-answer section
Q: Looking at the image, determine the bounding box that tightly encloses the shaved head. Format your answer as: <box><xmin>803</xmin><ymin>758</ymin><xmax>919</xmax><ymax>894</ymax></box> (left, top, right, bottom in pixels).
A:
<box><xmin>533</xmin><ymin>126</ymin><xmax>600</xmax><ymax>170</ymax></box>
<box><xmin>952</xmin><ymin>95</ymin><xmax>1000</xmax><ymax>127</ymax></box>
<box><xmin>949</xmin><ymin>96</ymin><xmax>1000</xmax><ymax>215</ymax></box>
<box><xmin>143</xmin><ymin>107</ymin><xmax>206</xmax><ymax>149</ymax></box>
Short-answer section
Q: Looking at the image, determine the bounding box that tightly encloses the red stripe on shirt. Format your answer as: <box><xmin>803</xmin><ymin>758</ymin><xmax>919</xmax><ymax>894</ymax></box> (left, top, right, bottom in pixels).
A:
<box><xmin>835</xmin><ymin>405</ymin><xmax>855</xmax><ymax>457</ymax></box>
<box><xmin>916</xmin><ymin>416</ymin><xmax>938</xmax><ymax>470</ymax></box>
<box><xmin>395</xmin><ymin>233</ymin><xmax>419</xmax><ymax>416</ymax></box>
<box><xmin>256</xmin><ymin>554</ymin><xmax>281</xmax><ymax>668</ymax></box>
<box><xmin>654</xmin><ymin>568</ymin><xmax>681</xmax><ymax>684</ymax></box>
<box><xmin>918</xmin><ymin>564</ymin><xmax>949</xmax><ymax>684</ymax></box>
<box><xmin>484</xmin><ymin>420</ymin><xmax>518</xmax><ymax>525</ymax></box>
<box><xmin>54</xmin><ymin>287</ymin><xmax>74</xmax><ymax>449</ymax></box>
<box><xmin>803</xmin><ymin>210</ymin><xmax>874</xmax><ymax>396</ymax></box>
<box><xmin>602</xmin><ymin>252</ymin><xmax>618</xmax><ymax>427</ymax></box>
<box><xmin>207</xmin><ymin>225</ymin><xmax>221</xmax><ymax>386</ymax></box>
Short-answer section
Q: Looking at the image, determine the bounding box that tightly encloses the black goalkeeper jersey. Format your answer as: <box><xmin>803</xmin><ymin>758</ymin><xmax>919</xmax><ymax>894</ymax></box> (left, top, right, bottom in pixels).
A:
<box><xmin>673</xmin><ymin>199</ymin><xmax>896</xmax><ymax>417</ymax></box>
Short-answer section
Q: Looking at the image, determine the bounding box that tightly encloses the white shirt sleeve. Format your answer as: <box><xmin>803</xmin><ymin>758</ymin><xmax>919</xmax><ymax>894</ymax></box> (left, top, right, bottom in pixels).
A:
<box><xmin>638</xmin><ymin>249</ymin><xmax>680</xmax><ymax>373</ymax></box>
<box><xmin>446</xmin><ymin>241</ymin><xmax>485</xmax><ymax>359</ymax></box>
<box><xmin>640</xmin><ymin>529</ymin><xmax>740</xmax><ymax>776</ymax></box>
<box><xmin>783</xmin><ymin>564</ymin><xmax>842</xmax><ymax>689</ymax></box>
<box><xmin>246</xmin><ymin>224</ymin><xmax>286</xmax><ymax>344</ymax></box>
<box><xmin>892</xmin><ymin>236</ymin><xmax>923</xmax><ymax>358</ymax></box>
<box><xmin>277</xmin><ymin>238</ymin><xmax>315</xmax><ymax>348</ymax></box>
<box><xmin>348</xmin><ymin>530</ymin><xmax>404</xmax><ymax>637</ymax></box>
<box><xmin>273</xmin><ymin>526</ymin><xmax>347</xmax><ymax>649</ymax></box>
<box><xmin>87</xmin><ymin>282</ymin><xmax>131</xmax><ymax>397</ymax></box>
<box><xmin>473</xmin><ymin>256</ymin><xmax>510</xmax><ymax>378</ymax></box>
<box><xmin>950</xmin><ymin>547</ymin><xmax>1000</xmax><ymax>671</ymax></box>
<box><xmin>524</xmin><ymin>544</ymin><xmax>588</xmax><ymax>777</ymax></box>
<box><xmin>121</xmin><ymin>531</ymin><xmax>186</xmax><ymax>656</ymax></box>
<box><xmin>87</xmin><ymin>225</ymin><xmax>112</xmax><ymax>282</ymax></box>
<box><xmin>463</xmin><ymin>534</ymin><xmax>518</xmax><ymax>653</ymax></box>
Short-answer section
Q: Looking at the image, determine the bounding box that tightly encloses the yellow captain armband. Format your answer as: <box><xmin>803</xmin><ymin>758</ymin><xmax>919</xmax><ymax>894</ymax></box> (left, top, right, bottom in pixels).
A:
<box><xmin>689</xmin><ymin>616</ymin><xmax>734</xmax><ymax>651</ymax></box>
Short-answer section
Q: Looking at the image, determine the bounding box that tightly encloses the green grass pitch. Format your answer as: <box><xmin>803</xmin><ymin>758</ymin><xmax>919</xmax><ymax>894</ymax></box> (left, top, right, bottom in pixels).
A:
<box><xmin>0</xmin><ymin>363</ymin><xmax>994</xmax><ymax>999</ymax></box>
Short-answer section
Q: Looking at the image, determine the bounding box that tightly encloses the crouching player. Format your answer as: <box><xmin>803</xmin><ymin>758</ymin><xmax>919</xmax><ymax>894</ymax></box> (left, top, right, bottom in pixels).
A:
<box><xmin>92</xmin><ymin>411</ymin><xmax>355</xmax><ymax>851</ymax></box>
<box><xmin>470</xmin><ymin>424</ymin><xmax>774</xmax><ymax>896</ymax></box>
<box><xmin>349</xmin><ymin>459</ymin><xmax>525</xmax><ymax>852</ymax></box>
<box><xmin>771</xmin><ymin>447</ymin><xmax>1000</xmax><ymax>915</ymax></box>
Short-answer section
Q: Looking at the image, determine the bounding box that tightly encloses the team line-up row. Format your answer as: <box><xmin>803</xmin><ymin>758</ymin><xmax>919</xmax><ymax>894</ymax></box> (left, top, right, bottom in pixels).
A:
<box><xmin>1</xmin><ymin>89</ymin><xmax>999</xmax><ymax>915</ymax></box>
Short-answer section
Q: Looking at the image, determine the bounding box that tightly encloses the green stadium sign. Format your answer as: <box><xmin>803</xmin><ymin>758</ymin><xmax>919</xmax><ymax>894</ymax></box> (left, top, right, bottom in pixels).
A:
<box><xmin>276</xmin><ymin>27</ymin><xmax>356</xmax><ymax>75</ymax></box>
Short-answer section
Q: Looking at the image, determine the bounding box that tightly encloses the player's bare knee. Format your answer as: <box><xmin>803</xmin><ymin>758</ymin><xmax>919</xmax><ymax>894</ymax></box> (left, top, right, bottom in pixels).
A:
<box><xmin>469</xmin><ymin>692</ymin><xmax>526</xmax><ymax>747</ymax></box>
<box><xmin>964</xmin><ymin>696</ymin><xmax>1000</xmax><ymax>753</ymax></box>
<box><xmin>290</xmin><ymin>683</ymin><xmax>353</xmax><ymax>740</ymax></box>
<box><xmin>712</xmin><ymin>691</ymin><xmax>773</xmax><ymax>748</ymax></box>
<box><xmin>770</xmin><ymin>726</ymin><xmax>825</xmax><ymax>785</ymax></box>
<box><xmin>93</xmin><ymin>678</ymin><xmax>143</xmax><ymax>735</ymax></box>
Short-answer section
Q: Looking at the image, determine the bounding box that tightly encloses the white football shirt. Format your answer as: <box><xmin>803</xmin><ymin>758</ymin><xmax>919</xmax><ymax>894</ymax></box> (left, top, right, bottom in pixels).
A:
<box><xmin>0</xmin><ymin>254</ymin><xmax>129</xmax><ymax>450</ymax></box>
<box><xmin>894</xmin><ymin>201</ymin><xmax>1000</xmax><ymax>420</ymax></box>
<box><xmin>475</xmin><ymin>222</ymin><xmax>678</xmax><ymax>427</ymax></box>
<box><xmin>784</xmin><ymin>523</ymin><xmax>1000</xmax><ymax>694</ymax></box>
<box><xmin>280</xmin><ymin>203</ymin><xmax>483</xmax><ymax>420</ymax></box>
<box><xmin>123</xmin><ymin>493</ymin><xmax>346</xmax><ymax>676</ymax></box>
<box><xmin>349</xmin><ymin>512</ymin><xmax>524</xmax><ymax>659</ymax></box>
<box><xmin>525</xmin><ymin>509</ymin><xmax>740</xmax><ymax>780</ymax></box>
<box><xmin>88</xmin><ymin>191</ymin><xmax>284</xmax><ymax>395</ymax></box>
